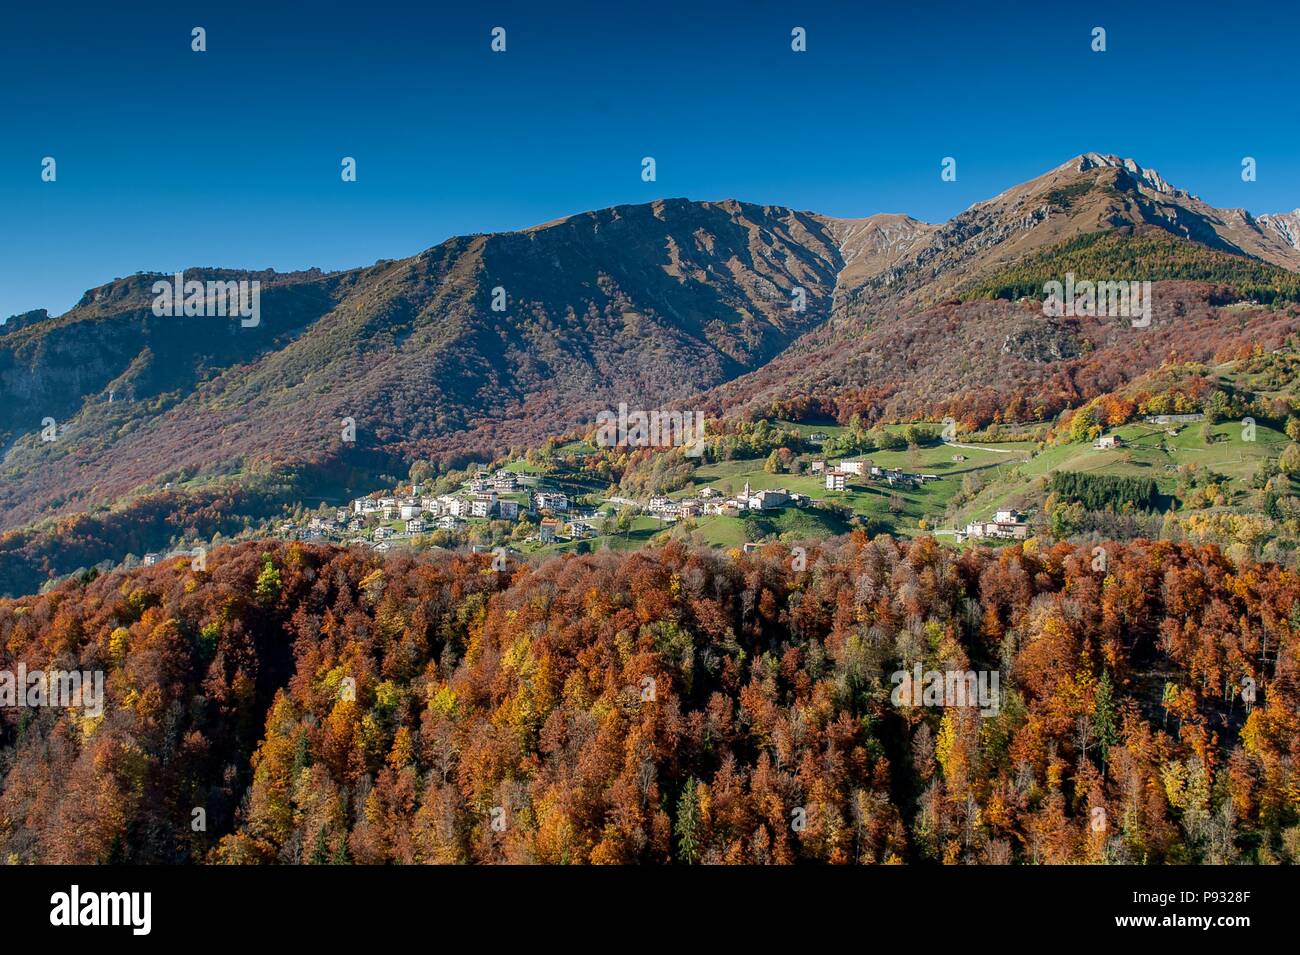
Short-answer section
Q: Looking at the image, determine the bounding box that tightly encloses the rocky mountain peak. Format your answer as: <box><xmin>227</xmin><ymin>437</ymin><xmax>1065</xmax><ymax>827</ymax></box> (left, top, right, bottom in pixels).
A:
<box><xmin>1259</xmin><ymin>209</ymin><xmax>1300</xmax><ymax>251</ymax></box>
<box><xmin>1068</xmin><ymin>152</ymin><xmax>1178</xmax><ymax>195</ymax></box>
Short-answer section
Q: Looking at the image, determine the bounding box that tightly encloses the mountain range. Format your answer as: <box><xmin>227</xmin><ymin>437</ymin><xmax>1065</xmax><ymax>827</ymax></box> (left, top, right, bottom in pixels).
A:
<box><xmin>3</xmin><ymin>153</ymin><xmax>1299</xmax><ymax>575</ymax></box>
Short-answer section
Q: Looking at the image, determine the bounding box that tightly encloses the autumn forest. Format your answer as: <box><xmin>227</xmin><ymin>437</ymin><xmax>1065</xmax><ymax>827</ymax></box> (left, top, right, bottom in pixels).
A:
<box><xmin>1</xmin><ymin>535</ymin><xmax>1295</xmax><ymax>865</ymax></box>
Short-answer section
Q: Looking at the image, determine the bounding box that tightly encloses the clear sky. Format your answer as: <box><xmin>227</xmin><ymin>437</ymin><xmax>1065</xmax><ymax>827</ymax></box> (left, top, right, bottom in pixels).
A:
<box><xmin>2</xmin><ymin>0</ymin><xmax>1297</xmax><ymax>319</ymax></box>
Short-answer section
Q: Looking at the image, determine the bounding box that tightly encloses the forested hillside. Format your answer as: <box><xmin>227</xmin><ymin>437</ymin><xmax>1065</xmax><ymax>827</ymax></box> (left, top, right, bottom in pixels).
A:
<box><xmin>0</xmin><ymin>201</ymin><xmax>841</xmax><ymax>533</ymax></box>
<box><xmin>2</xmin><ymin>537</ymin><xmax>1295</xmax><ymax>864</ymax></box>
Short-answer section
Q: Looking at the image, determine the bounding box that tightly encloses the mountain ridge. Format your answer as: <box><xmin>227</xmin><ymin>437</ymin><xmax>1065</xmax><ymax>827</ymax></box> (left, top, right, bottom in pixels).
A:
<box><xmin>3</xmin><ymin>154</ymin><xmax>1298</xmax><ymax>541</ymax></box>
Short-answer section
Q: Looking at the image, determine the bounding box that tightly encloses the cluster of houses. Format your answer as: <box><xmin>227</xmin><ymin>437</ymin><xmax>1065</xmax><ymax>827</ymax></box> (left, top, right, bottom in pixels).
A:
<box><xmin>332</xmin><ymin>465</ymin><xmax>610</xmax><ymax>549</ymax></box>
<box><xmin>278</xmin><ymin>509</ymin><xmax>357</xmax><ymax>543</ymax></box>
<box><xmin>645</xmin><ymin>482</ymin><xmax>811</xmax><ymax>522</ymax></box>
<box><xmin>640</xmin><ymin>455</ymin><xmax>943</xmax><ymax>525</ymax></box>
<box><xmin>537</xmin><ymin>515</ymin><xmax>600</xmax><ymax>544</ymax></box>
<box><xmin>956</xmin><ymin>509</ymin><xmax>1030</xmax><ymax>542</ymax></box>
<box><xmin>346</xmin><ymin>472</ymin><xmax>546</xmax><ymax>531</ymax></box>
<box><xmin>353</xmin><ymin>491</ymin><xmax>519</xmax><ymax>528</ymax></box>
<box><xmin>812</xmin><ymin>458</ymin><xmax>938</xmax><ymax>492</ymax></box>
<box><xmin>313</xmin><ymin>468</ymin><xmax>581</xmax><ymax>548</ymax></box>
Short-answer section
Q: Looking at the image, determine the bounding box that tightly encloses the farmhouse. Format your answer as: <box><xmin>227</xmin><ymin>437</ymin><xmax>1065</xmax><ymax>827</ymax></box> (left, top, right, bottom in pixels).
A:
<box><xmin>959</xmin><ymin>508</ymin><xmax>1029</xmax><ymax>542</ymax></box>
<box><xmin>872</xmin><ymin>465</ymin><xmax>917</xmax><ymax>487</ymax></box>
<box><xmin>1094</xmin><ymin>433</ymin><xmax>1123</xmax><ymax>449</ymax></box>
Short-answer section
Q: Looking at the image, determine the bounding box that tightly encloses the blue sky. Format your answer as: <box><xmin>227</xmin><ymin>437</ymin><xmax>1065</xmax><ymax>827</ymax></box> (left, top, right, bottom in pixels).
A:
<box><xmin>2</xmin><ymin>0</ymin><xmax>1297</xmax><ymax>319</ymax></box>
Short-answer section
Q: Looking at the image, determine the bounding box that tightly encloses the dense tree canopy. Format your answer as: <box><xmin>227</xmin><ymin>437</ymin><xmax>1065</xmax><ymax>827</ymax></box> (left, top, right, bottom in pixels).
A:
<box><xmin>1</xmin><ymin>535</ymin><xmax>1296</xmax><ymax>864</ymax></box>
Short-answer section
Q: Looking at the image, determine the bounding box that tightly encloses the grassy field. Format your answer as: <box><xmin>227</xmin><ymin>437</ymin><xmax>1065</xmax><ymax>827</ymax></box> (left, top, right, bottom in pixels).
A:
<box><xmin>952</xmin><ymin>418</ymin><xmax>1292</xmax><ymax>530</ymax></box>
<box><xmin>672</xmin><ymin>439</ymin><xmax>1033</xmax><ymax>535</ymax></box>
<box><xmin>478</xmin><ymin>386</ymin><xmax>1296</xmax><ymax>556</ymax></box>
<box><xmin>1020</xmin><ymin>420</ymin><xmax>1286</xmax><ymax>494</ymax></box>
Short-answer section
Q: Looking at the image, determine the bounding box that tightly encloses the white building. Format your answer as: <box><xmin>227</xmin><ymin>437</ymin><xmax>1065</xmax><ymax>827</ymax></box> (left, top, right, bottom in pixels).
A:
<box><xmin>750</xmin><ymin>488</ymin><xmax>789</xmax><ymax>510</ymax></box>
<box><xmin>534</xmin><ymin>491</ymin><xmax>569</xmax><ymax>512</ymax></box>
<box><xmin>960</xmin><ymin>509</ymin><xmax>1029</xmax><ymax>542</ymax></box>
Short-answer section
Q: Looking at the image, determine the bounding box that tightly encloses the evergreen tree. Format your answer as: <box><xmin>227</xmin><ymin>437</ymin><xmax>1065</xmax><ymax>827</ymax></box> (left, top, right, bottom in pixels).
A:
<box><xmin>1093</xmin><ymin>670</ymin><xmax>1119</xmax><ymax>767</ymax></box>
<box><xmin>675</xmin><ymin>778</ymin><xmax>701</xmax><ymax>864</ymax></box>
<box><xmin>310</xmin><ymin>827</ymin><xmax>330</xmax><ymax>865</ymax></box>
<box><xmin>330</xmin><ymin>833</ymin><xmax>352</xmax><ymax>865</ymax></box>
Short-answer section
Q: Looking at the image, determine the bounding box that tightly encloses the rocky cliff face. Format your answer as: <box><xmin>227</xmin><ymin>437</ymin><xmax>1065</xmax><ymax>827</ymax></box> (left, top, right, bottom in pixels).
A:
<box><xmin>0</xmin><ymin>309</ymin><xmax>48</xmax><ymax>334</ymax></box>
<box><xmin>1259</xmin><ymin>209</ymin><xmax>1300</xmax><ymax>251</ymax></box>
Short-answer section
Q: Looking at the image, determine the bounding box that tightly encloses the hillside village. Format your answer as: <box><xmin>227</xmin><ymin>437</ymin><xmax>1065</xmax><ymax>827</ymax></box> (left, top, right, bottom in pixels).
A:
<box><xmin>268</xmin><ymin>441</ymin><xmax>1033</xmax><ymax>557</ymax></box>
<box><xmin>126</xmin><ymin>356</ymin><xmax>1300</xmax><ymax>578</ymax></box>
<box><xmin>124</xmin><ymin>345</ymin><xmax>1297</xmax><ymax>576</ymax></box>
